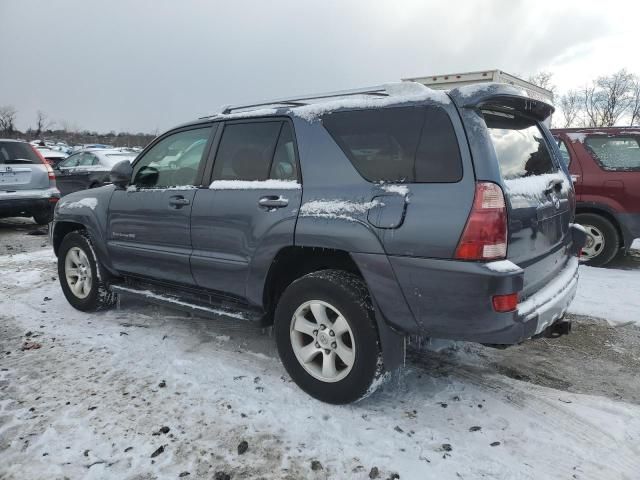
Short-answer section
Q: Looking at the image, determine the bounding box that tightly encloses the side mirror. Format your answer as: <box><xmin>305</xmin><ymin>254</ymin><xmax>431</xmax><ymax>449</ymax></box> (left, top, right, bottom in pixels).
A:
<box><xmin>110</xmin><ymin>160</ymin><xmax>133</xmax><ymax>189</ymax></box>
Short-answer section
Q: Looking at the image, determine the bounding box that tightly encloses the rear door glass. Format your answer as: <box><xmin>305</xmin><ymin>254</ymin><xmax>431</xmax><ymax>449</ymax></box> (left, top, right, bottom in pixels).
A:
<box><xmin>322</xmin><ymin>106</ymin><xmax>462</xmax><ymax>183</ymax></box>
<box><xmin>0</xmin><ymin>142</ymin><xmax>41</xmax><ymax>164</ymax></box>
<box><xmin>484</xmin><ymin>112</ymin><xmax>556</xmax><ymax>179</ymax></box>
<box><xmin>212</xmin><ymin>122</ymin><xmax>282</xmax><ymax>181</ymax></box>
<box><xmin>584</xmin><ymin>136</ymin><xmax>640</xmax><ymax>170</ymax></box>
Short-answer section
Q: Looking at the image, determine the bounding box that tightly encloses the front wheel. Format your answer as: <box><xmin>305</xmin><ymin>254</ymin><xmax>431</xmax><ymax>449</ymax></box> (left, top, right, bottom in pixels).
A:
<box><xmin>274</xmin><ymin>270</ymin><xmax>384</xmax><ymax>404</ymax></box>
<box><xmin>58</xmin><ymin>231</ymin><xmax>116</xmax><ymax>311</ymax></box>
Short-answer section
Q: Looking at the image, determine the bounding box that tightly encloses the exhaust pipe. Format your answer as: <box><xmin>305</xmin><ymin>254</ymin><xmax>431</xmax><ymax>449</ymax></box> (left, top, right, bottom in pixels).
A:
<box><xmin>544</xmin><ymin>320</ymin><xmax>571</xmax><ymax>338</ymax></box>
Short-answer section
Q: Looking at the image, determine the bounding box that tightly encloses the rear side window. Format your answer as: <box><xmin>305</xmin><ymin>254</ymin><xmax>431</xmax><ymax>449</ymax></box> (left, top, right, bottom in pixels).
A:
<box><xmin>485</xmin><ymin>112</ymin><xmax>556</xmax><ymax>179</ymax></box>
<box><xmin>322</xmin><ymin>106</ymin><xmax>463</xmax><ymax>183</ymax></box>
<box><xmin>0</xmin><ymin>142</ymin><xmax>41</xmax><ymax>164</ymax></box>
<box><xmin>212</xmin><ymin>122</ymin><xmax>282</xmax><ymax>181</ymax></box>
<box><xmin>584</xmin><ymin>136</ymin><xmax>640</xmax><ymax>171</ymax></box>
<box><xmin>556</xmin><ymin>138</ymin><xmax>571</xmax><ymax>168</ymax></box>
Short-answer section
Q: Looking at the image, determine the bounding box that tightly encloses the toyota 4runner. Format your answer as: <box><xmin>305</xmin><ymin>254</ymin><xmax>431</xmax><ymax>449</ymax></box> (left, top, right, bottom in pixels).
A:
<box><xmin>51</xmin><ymin>82</ymin><xmax>585</xmax><ymax>404</ymax></box>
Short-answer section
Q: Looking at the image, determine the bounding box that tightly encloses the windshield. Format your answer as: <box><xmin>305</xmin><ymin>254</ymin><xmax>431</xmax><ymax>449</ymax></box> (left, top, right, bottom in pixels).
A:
<box><xmin>102</xmin><ymin>154</ymin><xmax>135</xmax><ymax>166</ymax></box>
<box><xmin>484</xmin><ymin>112</ymin><xmax>556</xmax><ymax>180</ymax></box>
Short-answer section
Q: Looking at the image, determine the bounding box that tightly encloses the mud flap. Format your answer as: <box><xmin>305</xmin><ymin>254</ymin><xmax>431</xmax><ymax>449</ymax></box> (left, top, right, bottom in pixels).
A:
<box><xmin>371</xmin><ymin>297</ymin><xmax>405</xmax><ymax>371</ymax></box>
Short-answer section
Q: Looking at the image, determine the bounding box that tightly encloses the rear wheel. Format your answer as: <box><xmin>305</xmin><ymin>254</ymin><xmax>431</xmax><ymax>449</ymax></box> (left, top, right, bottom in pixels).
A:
<box><xmin>274</xmin><ymin>270</ymin><xmax>384</xmax><ymax>404</ymax></box>
<box><xmin>58</xmin><ymin>231</ymin><xmax>116</xmax><ymax>311</ymax></box>
<box><xmin>576</xmin><ymin>213</ymin><xmax>619</xmax><ymax>267</ymax></box>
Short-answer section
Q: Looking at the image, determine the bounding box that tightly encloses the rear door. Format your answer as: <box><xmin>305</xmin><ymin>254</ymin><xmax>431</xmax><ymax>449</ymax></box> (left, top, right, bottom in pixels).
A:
<box><xmin>0</xmin><ymin>141</ymin><xmax>49</xmax><ymax>191</ymax></box>
<box><xmin>190</xmin><ymin>118</ymin><xmax>302</xmax><ymax>298</ymax></box>
<box><xmin>485</xmin><ymin>112</ymin><xmax>572</xmax><ymax>297</ymax></box>
<box><xmin>107</xmin><ymin>125</ymin><xmax>215</xmax><ymax>284</ymax></box>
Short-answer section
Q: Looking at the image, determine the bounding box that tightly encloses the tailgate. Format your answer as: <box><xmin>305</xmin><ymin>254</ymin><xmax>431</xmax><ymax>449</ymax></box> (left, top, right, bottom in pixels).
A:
<box><xmin>484</xmin><ymin>111</ymin><xmax>573</xmax><ymax>298</ymax></box>
<box><xmin>0</xmin><ymin>141</ymin><xmax>50</xmax><ymax>191</ymax></box>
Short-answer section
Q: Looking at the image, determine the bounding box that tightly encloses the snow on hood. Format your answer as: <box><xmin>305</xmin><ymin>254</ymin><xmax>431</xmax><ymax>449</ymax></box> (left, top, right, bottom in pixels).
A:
<box><xmin>59</xmin><ymin>197</ymin><xmax>98</xmax><ymax>210</ymax></box>
<box><xmin>293</xmin><ymin>83</ymin><xmax>448</xmax><ymax>122</ymax></box>
<box><xmin>380</xmin><ymin>184</ymin><xmax>410</xmax><ymax>195</ymax></box>
<box><xmin>566</xmin><ymin>132</ymin><xmax>587</xmax><ymax>143</ymax></box>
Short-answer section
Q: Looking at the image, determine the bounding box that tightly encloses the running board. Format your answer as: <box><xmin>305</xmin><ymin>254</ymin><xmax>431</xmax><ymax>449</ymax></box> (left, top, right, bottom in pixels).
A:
<box><xmin>111</xmin><ymin>284</ymin><xmax>265</xmax><ymax>324</ymax></box>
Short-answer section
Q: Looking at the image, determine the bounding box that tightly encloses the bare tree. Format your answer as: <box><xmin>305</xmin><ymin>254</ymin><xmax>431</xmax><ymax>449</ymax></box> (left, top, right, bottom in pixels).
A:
<box><xmin>557</xmin><ymin>90</ymin><xmax>581</xmax><ymax>128</ymax></box>
<box><xmin>528</xmin><ymin>71</ymin><xmax>556</xmax><ymax>95</ymax></box>
<box><xmin>583</xmin><ymin>69</ymin><xmax>634</xmax><ymax>127</ymax></box>
<box><xmin>0</xmin><ymin>105</ymin><xmax>17</xmax><ymax>133</ymax></box>
<box><xmin>35</xmin><ymin>110</ymin><xmax>54</xmax><ymax>137</ymax></box>
<box><xmin>630</xmin><ymin>78</ymin><xmax>640</xmax><ymax>126</ymax></box>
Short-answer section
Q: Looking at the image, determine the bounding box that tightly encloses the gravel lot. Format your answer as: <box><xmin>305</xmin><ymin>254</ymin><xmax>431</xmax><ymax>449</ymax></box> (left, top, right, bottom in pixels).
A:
<box><xmin>1</xmin><ymin>218</ymin><xmax>639</xmax><ymax>479</ymax></box>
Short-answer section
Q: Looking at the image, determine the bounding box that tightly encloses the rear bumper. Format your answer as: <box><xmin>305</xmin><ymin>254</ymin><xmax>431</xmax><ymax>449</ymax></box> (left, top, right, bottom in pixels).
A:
<box><xmin>0</xmin><ymin>188</ymin><xmax>60</xmax><ymax>217</ymax></box>
<box><xmin>386</xmin><ymin>255</ymin><xmax>579</xmax><ymax>344</ymax></box>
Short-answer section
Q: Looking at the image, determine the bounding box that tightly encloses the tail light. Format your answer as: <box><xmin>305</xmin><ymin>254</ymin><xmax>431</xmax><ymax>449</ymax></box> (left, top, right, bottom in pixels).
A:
<box><xmin>455</xmin><ymin>182</ymin><xmax>507</xmax><ymax>261</ymax></box>
<box><xmin>492</xmin><ymin>293</ymin><xmax>518</xmax><ymax>312</ymax></box>
<box><xmin>30</xmin><ymin>146</ymin><xmax>56</xmax><ymax>183</ymax></box>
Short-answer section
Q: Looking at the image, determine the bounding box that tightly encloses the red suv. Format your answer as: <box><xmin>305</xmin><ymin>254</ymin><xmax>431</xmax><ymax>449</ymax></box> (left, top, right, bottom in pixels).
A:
<box><xmin>552</xmin><ymin>128</ymin><xmax>640</xmax><ymax>266</ymax></box>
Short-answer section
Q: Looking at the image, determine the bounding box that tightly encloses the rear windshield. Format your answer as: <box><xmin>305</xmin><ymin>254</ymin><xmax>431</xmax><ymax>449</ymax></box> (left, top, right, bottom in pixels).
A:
<box><xmin>585</xmin><ymin>136</ymin><xmax>640</xmax><ymax>170</ymax></box>
<box><xmin>0</xmin><ymin>142</ymin><xmax>41</xmax><ymax>165</ymax></box>
<box><xmin>484</xmin><ymin>112</ymin><xmax>556</xmax><ymax>180</ymax></box>
<box><xmin>322</xmin><ymin>106</ymin><xmax>463</xmax><ymax>183</ymax></box>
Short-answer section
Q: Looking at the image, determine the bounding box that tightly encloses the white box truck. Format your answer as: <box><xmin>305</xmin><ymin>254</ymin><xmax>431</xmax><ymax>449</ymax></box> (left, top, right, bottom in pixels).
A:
<box><xmin>403</xmin><ymin>69</ymin><xmax>554</xmax><ymax>104</ymax></box>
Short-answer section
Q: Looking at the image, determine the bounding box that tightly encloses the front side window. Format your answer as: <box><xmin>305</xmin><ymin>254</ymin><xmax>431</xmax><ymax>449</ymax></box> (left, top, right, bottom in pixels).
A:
<box><xmin>485</xmin><ymin>112</ymin><xmax>556</xmax><ymax>180</ymax></box>
<box><xmin>322</xmin><ymin>106</ymin><xmax>462</xmax><ymax>183</ymax></box>
<box><xmin>132</xmin><ymin>127</ymin><xmax>212</xmax><ymax>188</ymax></box>
<box><xmin>59</xmin><ymin>153</ymin><xmax>81</xmax><ymax>168</ymax></box>
<box><xmin>585</xmin><ymin>136</ymin><xmax>640</xmax><ymax>171</ymax></box>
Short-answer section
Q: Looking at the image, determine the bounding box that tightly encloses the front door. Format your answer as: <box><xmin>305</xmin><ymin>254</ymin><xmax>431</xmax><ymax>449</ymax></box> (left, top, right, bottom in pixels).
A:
<box><xmin>107</xmin><ymin>125</ymin><xmax>215</xmax><ymax>284</ymax></box>
<box><xmin>190</xmin><ymin>119</ymin><xmax>302</xmax><ymax>299</ymax></box>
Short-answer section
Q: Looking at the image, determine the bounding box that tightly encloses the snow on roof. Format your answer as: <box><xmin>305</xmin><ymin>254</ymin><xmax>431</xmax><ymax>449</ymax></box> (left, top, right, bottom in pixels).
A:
<box><xmin>292</xmin><ymin>82</ymin><xmax>448</xmax><ymax>122</ymax></box>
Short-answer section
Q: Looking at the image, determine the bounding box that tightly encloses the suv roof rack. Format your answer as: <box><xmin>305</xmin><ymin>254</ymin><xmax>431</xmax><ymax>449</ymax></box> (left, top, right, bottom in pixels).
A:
<box><xmin>219</xmin><ymin>85</ymin><xmax>391</xmax><ymax>115</ymax></box>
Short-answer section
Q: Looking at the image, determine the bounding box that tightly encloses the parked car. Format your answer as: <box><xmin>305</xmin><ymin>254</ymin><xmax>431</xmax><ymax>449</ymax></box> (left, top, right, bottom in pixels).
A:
<box><xmin>37</xmin><ymin>148</ymin><xmax>68</xmax><ymax>167</ymax></box>
<box><xmin>54</xmin><ymin>149</ymin><xmax>136</xmax><ymax>196</ymax></box>
<box><xmin>0</xmin><ymin>139</ymin><xmax>60</xmax><ymax>224</ymax></box>
<box><xmin>51</xmin><ymin>83</ymin><xmax>585</xmax><ymax>403</ymax></box>
<box><xmin>552</xmin><ymin>128</ymin><xmax>640</xmax><ymax>266</ymax></box>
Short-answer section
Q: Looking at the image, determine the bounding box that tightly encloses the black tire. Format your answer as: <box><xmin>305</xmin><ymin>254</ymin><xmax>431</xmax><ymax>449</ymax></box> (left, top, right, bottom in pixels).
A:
<box><xmin>33</xmin><ymin>210</ymin><xmax>53</xmax><ymax>225</ymax></box>
<box><xmin>274</xmin><ymin>270</ymin><xmax>384</xmax><ymax>404</ymax></box>
<box><xmin>575</xmin><ymin>213</ymin><xmax>620</xmax><ymax>267</ymax></box>
<box><xmin>58</xmin><ymin>230</ymin><xmax>116</xmax><ymax>311</ymax></box>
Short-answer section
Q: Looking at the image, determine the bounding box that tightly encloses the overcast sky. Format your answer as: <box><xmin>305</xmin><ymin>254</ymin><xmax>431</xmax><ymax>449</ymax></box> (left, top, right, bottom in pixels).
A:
<box><xmin>1</xmin><ymin>0</ymin><xmax>638</xmax><ymax>133</ymax></box>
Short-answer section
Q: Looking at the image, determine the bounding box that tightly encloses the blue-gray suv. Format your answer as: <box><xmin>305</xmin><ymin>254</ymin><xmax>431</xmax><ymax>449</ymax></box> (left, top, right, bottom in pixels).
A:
<box><xmin>51</xmin><ymin>82</ymin><xmax>586</xmax><ymax>404</ymax></box>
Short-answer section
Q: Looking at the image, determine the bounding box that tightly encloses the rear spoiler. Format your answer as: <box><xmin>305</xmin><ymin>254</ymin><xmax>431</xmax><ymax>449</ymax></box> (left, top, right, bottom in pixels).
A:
<box><xmin>448</xmin><ymin>83</ymin><xmax>555</xmax><ymax>122</ymax></box>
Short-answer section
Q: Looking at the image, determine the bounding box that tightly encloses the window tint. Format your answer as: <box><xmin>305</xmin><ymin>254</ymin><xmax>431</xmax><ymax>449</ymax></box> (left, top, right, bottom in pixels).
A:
<box><xmin>585</xmin><ymin>136</ymin><xmax>640</xmax><ymax>170</ymax></box>
<box><xmin>322</xmin><ymin>106</ymin><xmax>462</xmax><ymax>183</ymax></box>
<box><xmin>485</xmin><ymin>112</ymin><xmax>556</xmax><ymax>180</ymax></box>
<box><xmin>77</xmin><ymin>153</ymin><xmax>96</xmax><ymax>167</ymax></box>
<box><xmin>212</xmin><ymin>122</ymin><xmax>282</xmax><ymax>181</ymax></box>
<box><xmin>132</xmin><ymin>127</ymin><xmax>212</xmax><ymax>188</ymax></box>
<box><xmin>270</xmin><ymin>123</ymin><xmax>298</xmax><ymax>181</ymax></box>
<box><xmin>556</xmin><ymin>138</ymin><xmax>571</xmax><ymax>167</ymax></box>
<box><xmin>0</xmin><ymin>142</ymin><xmax>41</xmax><ymax>165</ymax></box>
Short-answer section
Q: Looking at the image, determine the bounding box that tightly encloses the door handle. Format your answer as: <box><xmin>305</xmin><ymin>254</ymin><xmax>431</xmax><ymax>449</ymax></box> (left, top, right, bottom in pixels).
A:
<box><xmin>258</xmin><ymin>195</ymin><xmax>288</xmax><ymax>209</ymax></box>
<box><xmin>544</xmin><ymin>178</ymin><xmax>564</xmax><ymax>194</ymax></box>
<box><xmin>168</xmin><ymin>196</ymin><xmax>190</xmax><ymax>208</ymax></box>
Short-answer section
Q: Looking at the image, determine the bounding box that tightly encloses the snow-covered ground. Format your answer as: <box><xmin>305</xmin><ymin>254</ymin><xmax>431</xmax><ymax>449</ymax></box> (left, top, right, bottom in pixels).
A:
<box><xmin>1</xmin><ymin>220</ymin><xmax>640</xmax><ymax>479</ymax></box>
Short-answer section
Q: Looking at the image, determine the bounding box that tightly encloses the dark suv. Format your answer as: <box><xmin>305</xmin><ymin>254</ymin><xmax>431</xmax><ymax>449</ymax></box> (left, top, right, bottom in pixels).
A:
<box><xmin>51</xmin><ymin>83</ymin><xmax>585</xmax><ymax>404</ymax></box>
<box><xmin>552</xmin><ymin>128</ymin><xmax>640</xmax><ymax>266</ymax></box>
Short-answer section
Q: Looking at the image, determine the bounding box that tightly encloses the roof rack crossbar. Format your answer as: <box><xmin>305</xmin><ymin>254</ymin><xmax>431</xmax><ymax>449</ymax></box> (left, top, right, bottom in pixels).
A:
<box><xmin>221</xmin><ymin>85</ymin><xmax>391</xmax><ymax>114</ymax></box>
